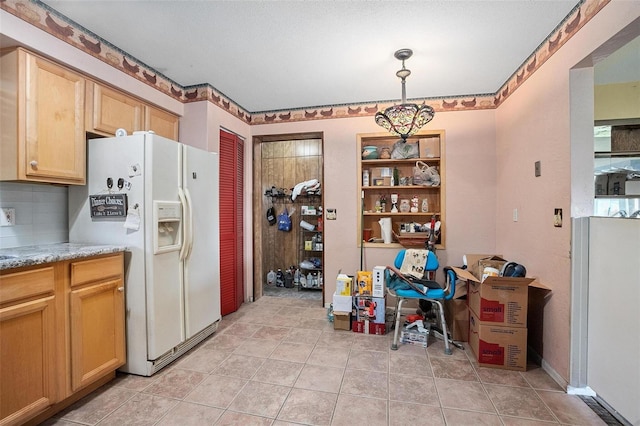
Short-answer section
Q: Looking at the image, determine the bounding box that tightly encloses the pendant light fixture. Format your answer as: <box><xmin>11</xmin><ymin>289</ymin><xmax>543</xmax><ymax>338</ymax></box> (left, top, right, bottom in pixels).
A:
<box><xmin>375</xmin><ymin>49</ymin><xmax>434</xmax><ymax>141</ymax></box>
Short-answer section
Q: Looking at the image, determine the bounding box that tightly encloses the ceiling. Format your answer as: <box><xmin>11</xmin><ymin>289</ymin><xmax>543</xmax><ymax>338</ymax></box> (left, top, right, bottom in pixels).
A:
<box><xmin>37</xmin><ymin>0</ymin><xmax>585</xmax><ymax>113</ymax></box>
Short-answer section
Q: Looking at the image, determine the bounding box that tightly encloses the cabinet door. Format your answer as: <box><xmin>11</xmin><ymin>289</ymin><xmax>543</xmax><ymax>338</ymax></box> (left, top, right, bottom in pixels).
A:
<box><xmin>86</xmin><ymin>81</ymin><xmax>143</xmax><ymax>136</ymax></box>
<box><xmin>144</xmin><ymin>105</ymin><xmax>179</xmax><ymax>140</ymax></box>
<box><xmin>69</xmin><ymin>278</ymin><xmax>125</xmax><ymax>392</ymax></box>
<box><xmin>0</xmin><ymin>296</ymin><xmax>57</xmax><ymax>425</ymax></box>
<box><xmin>23</xmin><ymin>52</ymin><xmax>86</xmax><ymax>184</ymax></box>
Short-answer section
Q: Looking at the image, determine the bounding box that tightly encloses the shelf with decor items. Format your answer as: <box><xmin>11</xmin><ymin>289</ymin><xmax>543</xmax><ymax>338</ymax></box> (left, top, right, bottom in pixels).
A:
<box><xmin>357</xmin><ymin>130</ymin><xmax>445</xmax><ymax>249</ymax></box>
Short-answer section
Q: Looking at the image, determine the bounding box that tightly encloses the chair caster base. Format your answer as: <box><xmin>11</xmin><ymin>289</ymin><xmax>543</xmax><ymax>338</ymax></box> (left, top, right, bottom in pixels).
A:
<box><xmin>444</xmin><ymin>348</ymin><xmax>452</xmax><ymax>355</ymax></box>
<box><xmin>391</xmin><ymin>344</ymin><xmax>398</xmax><ymax>350</ymax></box>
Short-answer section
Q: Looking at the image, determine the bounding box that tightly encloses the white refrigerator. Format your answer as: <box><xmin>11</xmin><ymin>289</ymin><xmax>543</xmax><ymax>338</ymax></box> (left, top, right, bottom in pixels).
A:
<box><xmin>69</xmin><ymin>132</ymin><xmax>221</xmax><ymax>376</ymax></box>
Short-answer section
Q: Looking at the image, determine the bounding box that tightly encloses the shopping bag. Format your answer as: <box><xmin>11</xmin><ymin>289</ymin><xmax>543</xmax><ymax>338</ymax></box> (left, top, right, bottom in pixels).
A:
<box><xmin>277</xmin><ymin>207</ymin><xmax>292</xmax><ymax>231</ymax></box>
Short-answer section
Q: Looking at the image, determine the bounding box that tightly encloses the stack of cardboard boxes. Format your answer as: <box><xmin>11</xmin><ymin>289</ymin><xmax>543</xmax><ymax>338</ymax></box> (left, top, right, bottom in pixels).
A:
<box><xmin>452</xmin><ymin>255</ymin><xmax>549</xmax><ymax>371</ymax></box>
<box><xmin>332</xmin><ymin>268</ymin><xmax>387</xmax><ymax>335</ymax></box>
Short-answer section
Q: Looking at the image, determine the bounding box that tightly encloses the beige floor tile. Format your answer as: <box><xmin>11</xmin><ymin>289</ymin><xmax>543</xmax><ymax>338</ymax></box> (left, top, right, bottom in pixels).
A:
<box><xmin>430</xmin><ymin>357</ymin><xmax>479</xmax><ymax>381</ymax></box>
<box><xmin>284</xmin><ymin>327</ymin><xmax>322</xmax><ymax>344</ymax></box>
<box><xmin>389</xmin><ymin>400</ymin><xmax>444</xmax><ymax>425</ymax></box>
<box><xmin>184</xmin><ymin>374</ymin><xmax>247</xmax><ymax>408</ymax></box>
<box><xmin>317</xmin><ymin>330</ymin><xmax>355</xmax><ymax>348</ymax></box>
<box><xmin>270</xmin><ymin>341</ymin><xmax>315</xmax><ymax>363</ymax></box>
<box><xmin>389</xmin><ymin>352</ymin><xmax>431</xmax><ymax>376</ymax></box>
<box><xmin>228</xmin><ymin>381</ymin><xmax>291</xmax><ymax>418</ymax></box>
<box><xmin>427</xmin><ymin>339</ymin><xmax>468</xmax><ymax>359</ymax></box>
<box><xmin>213</xmin><ymin>354</ymin><xmax>266</xmax><ymax>379</ymax></box>
<box><xmin>56</xmin><ymin>384</ymin><xmax>137</xmax><ymax>424</ymax></box>
<box><xmin>142</xmin><ymin>368</ymin><xmax>207</xmax><ymax>399</ymax></box>
<box><xmin>484</xmin><ymin>384</ymin><xmax>557</xmax><ymax>421</ymax></box>
<box><xmin>435</xmin><ymin>378</ymin><xmax>495</xmax><ymax>413</ymax></box>
<box><xmin>215</xmin><ymin>410</ymin><xmax>274</xmax><ymax>425</ymax></box>
<box><xmin>331</xmin><ymin>394</ymin><xmax>388</xmax><ymax>426</ymax></box>
<box><xmin>352</xmin><ymin>333</ymin><xmax>391</xmax><ymax>352</ymax></box>
<box><xmin>500</xmin><ymin>416</ymin><xmax>559</xmax><ymax>425</ymax></box>
<box><xmin>173</xmin><ymin>346</ymin><xmax>232</xmax><ymax>373</ymax></box>
<box><xmin>389</xmin><ymin>373</ymin><xmax>439</xmax><ymax>406</ymax></box>
<box><xmin>252</xmin><ymin>358</ymin><xmax>304</xmax><ymax>386</ymax></box>
<box><xmin>307</xmin><ymin>345</ymin><xmax>350</xmax><ymax>367</ymax></box>
<box><xmin>251</xmin><ymin>325</ymin><xmax>291</xmax><ymax>340</ymax></box>
<box><xmin>347</xmin><ymin>349</ymin><xmax>389</xmax><ymax>372</ymax></box>
<box><xmin>46</xmin><ymin>295</ymin><xmax>610</xmax><ymax>426</ymax></box>
<box><xmin>155</xmin><ymin>401</ymin><xmax>224</xmax><ymax>425</ymax></box>
<box><xmin>277</xmin><ymin>388</ymin><xmax>338</xmax><ymax>425</ymax></box>
<box><xmin>475</xmin><ymin>365</ymin><xmax>532</xmax><ymax>387</ymax></box>
<box><xmin>202</xmin><ymin>333</ymin><xmax>247</xmax><ymax>351</ymax></box>
<box><xmin>521</xmin><ymin>365</ymin><xmax>565</xmax><ymax>391</ymax></box>
<box><xmin>340</xmin><ymin>369</ymin><xmax>388</xmax><ymax>399</ymax></box>
<box><xmin>111</xmin><ymin>371</ymin><xmax>155</xmax><ymax>391</ymax></box>
<box><xmin>538</xmin><ymin>390</ymin><xmax>606</xmax><ymax>425</ymax></box>
<box><xmin>96</xmin><ymin>393</ymin><xmax>179</xmax><ymax>426</ymax></box>
<box><xmin>222</xmin><ymin>321</ymin><xmax>259</xmax><ymax>337</ymax></box>
<box><xmin>233</xmin><ymin>337</ymin><xmax>279</xmax><ymax>358</ymax></box>
<box><xmin>442</xmin><ymin>408</ymin><xmax>503</xmax><ymax>425</ymax></box>
<box><xmin>294</xmin><ymin>364</ymin><xmax>345</xmax><ymax>393</ymax></box>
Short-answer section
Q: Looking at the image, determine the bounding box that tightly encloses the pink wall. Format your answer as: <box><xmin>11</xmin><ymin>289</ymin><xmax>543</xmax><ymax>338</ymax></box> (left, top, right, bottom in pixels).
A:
<box><xmin>494</xmin><ymin>2</ymin><xmax>639</xmax><ymax>381</ymax></box>
<box><xmin>252</xmin><ymin>109</ymin><xmax>497</xmax><ymax>291</ymax></box>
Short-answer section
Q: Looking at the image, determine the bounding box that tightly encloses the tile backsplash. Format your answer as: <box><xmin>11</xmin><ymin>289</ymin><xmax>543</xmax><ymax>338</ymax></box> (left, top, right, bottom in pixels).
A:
<box><xmin>0</xmin><ymin>182</ymin><xmax>68</xmax><ymax>248</ymax></box>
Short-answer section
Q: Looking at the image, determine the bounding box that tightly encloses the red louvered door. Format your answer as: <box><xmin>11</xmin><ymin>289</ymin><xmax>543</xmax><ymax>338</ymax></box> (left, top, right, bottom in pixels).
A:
<box><xmin>219</xmin><ymin>130</ymin><xmax>245</xmax><ymax>315</ymax></box>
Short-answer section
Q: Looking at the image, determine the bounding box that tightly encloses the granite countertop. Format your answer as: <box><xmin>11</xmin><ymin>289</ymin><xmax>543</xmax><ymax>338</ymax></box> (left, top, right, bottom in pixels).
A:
<box><xmin>0</xmin><ymin>243</ymin><xmax>128</xmax><ymax>271</ymax></box>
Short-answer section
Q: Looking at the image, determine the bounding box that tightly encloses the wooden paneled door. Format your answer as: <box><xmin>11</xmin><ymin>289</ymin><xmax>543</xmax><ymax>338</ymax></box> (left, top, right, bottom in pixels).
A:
<box><xmin>219</xmin><ymin>130</ymin><xmax>245</xmax><ymax>315</ymax></box>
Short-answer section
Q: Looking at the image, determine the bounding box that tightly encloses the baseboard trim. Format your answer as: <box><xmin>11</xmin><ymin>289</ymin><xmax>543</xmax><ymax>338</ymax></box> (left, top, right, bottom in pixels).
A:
<box><xmin>567</xmin><ymin>385</ymin><xmax>596</xmax><ymax>396</ymax></box>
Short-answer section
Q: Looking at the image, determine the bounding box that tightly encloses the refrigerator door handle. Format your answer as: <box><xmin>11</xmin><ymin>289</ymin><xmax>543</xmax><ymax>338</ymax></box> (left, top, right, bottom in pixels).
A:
<box><xmin>184</xmin><ymin>187</ymin><xmax>195</xmax><ymax>260</ymax></box>
<box><xmin>178</xmin><ymin>187</ymin><xmax>189</xmax><ymax>261</ymax></box>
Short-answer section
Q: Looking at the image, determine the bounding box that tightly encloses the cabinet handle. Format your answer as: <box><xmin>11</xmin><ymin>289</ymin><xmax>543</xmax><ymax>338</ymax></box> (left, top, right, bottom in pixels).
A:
<box><xmin>117</xmin><ymin>287</ymin><xmax>124</xmax><ymax>292</ymax></box>
<box><xmin>30</xmin><ymin>160</ymin><xmax>38</xmax><ymax>168</ymax></box>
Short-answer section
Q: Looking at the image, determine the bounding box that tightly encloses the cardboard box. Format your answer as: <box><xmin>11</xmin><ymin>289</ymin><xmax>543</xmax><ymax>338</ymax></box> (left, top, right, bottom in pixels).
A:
<box><xmin>334</xmin><ymin>311</ymin><xmax>351</xmax><ymax>330</ymax></box>
<box><xmin>355</xmin><ymin>296</ymin><xmax>385</xmax><ymax>324</ymax></box>
<box><xmin>372</xmin><ymin>266</ymin><xmax>386</xmax><ymax>298</ymax></box>
<box><xmin>608</xmin><ymin>173</ymin><xmax>627</xmax><ymax>195</ymax></box>
<box><xmin>371</xmin><ymin>167</ymin><xmax>392</xmax><ymax>178</ymax></box>
<box><xmin>351</xmin><ymin>320</ymin><xmax>387</xmax><ymax>335</ymax></box>
<box><xmin>336</xmin><ymin>274</ymin><xmax>352</xmax><ymax>296</ymax></box>
<box><xmin>453</xmin><ymin>255</ymin><xmax>550</xmax><ymax>328</ymax></box>
<box><xmin>332</xmin><ymin>294</ymin><xmax>353</xmax><ymax>312</ymax></box>
<box><xmin>464</xmin><ymin>254</ymin><xmax>504</xmax><ymax>282</ymax></box>
<box><xmin>469</xmin><ymin>310</ymin><xmax>528</xmax><ymax>371</ymax></box>
<box><xmin>419</xmin><ymin>137</ymin><xmax>440</xmax><ymax>158</ymax></box>
<box><xmin>444</xmin><ymin>298</ymin><xmax>469</xmax><ymax>342</ymax></box>
<box><xmin>356</xmin><ymin>270</ymin><xmax>373</xmax><ymax>296</ymax></box>
<box><xmin>594</xmin><ymin>175</ymin><xmax>608</xmax><ymax>196</ymax></box>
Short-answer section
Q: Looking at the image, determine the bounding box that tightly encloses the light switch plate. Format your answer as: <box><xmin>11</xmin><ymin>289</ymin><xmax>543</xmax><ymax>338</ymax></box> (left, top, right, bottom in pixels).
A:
<box><xmin>1</xmin><ymin>208</ymin><xmax>16</xmax><ymax>226</ymax></box>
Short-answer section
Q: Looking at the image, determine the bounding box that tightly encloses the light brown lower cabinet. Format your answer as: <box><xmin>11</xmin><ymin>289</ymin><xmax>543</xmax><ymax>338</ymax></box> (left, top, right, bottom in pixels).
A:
<box><xmin>0</xmin><ymin>253</ymin><xmax>125</xmax><ymax>426</ymax></box>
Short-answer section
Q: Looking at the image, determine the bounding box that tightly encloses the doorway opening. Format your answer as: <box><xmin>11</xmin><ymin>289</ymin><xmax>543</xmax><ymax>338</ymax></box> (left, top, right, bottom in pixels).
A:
<box><xmin>252</xmin><ymin>132</ymin><xmax>324</xmax><ymax>305</ymax></box>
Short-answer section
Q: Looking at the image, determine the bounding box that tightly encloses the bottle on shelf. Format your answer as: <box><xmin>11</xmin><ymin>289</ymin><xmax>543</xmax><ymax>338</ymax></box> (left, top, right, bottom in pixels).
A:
<box><xmin>267</xmin><ymin>269</ymin><xmax>275</xmax><ymax>286</ymax></box>
<box><xmin>363</xmin><ymin>170</ymin><xmax>370</xmax><ymax>187</ymax></box>
<box><xmin>276</xmin><ymin>269</ymin><xmax>284</xmax><ymax>287</ymax></box>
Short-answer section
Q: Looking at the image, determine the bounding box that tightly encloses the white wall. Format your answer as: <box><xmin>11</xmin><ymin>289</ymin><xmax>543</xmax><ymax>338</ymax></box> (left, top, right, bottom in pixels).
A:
<box><xmin>0</xmin><ymin>182</ymin><xmax>68</xmax><ymax>248</ymax></box>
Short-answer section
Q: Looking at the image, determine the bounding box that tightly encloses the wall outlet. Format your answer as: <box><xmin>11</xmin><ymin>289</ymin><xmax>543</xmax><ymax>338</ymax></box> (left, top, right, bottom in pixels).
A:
<box><xmin>1</xmin><ymin>208</ymin><xmax>16</xmax><ymax>226</ymax></box>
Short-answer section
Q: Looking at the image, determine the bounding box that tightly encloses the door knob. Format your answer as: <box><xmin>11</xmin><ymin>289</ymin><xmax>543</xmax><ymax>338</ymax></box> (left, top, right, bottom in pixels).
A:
<box><xmin>30</xmin><ymin>160</ymin><xmax>38</xmax><ymax>168</ymax></box>
<box><xmin>117</xmin><ymin>287</ymin><xmax>124</xmax><ymax>292</ymax></box>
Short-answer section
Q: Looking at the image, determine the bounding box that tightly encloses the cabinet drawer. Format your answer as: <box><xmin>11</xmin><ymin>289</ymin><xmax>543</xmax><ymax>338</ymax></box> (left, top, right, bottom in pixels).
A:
<box><xmin>71</xmin><ymin>254</ymin><xmax>123</xmax><ymax>287</ymax></box>
<box><xmin>0</xmin><ymin>266</ymin><xmax>55</xmax><ymax>305</ymax></box>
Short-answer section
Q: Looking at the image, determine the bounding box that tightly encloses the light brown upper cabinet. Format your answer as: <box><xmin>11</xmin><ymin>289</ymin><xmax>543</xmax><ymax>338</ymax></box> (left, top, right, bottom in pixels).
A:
<box><xmin>145</xmin><ymin>104</ymin><xmax>180</xmax><ymax>141</ymax></box>
<box><xmin>86</xmin><ymin>80</ymin><xmax>179</xmax><ymax>140</ymax></box>
<box><xmin>85</xmin><ymin>80</ymin><xmax>143</xmax><ymax>137</ymax></box>
<box><xmin>1</xmin><ymin>48</ymin><xmax>86</xmax><ymax>185</ymax></box>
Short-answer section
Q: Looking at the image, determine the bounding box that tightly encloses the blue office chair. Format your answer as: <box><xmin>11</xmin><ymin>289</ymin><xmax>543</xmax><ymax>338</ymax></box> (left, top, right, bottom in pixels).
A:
<box><xmin>386</xmin><ymin>249</ymin><xmax>457</xmax><ymax>355</ymax></box>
